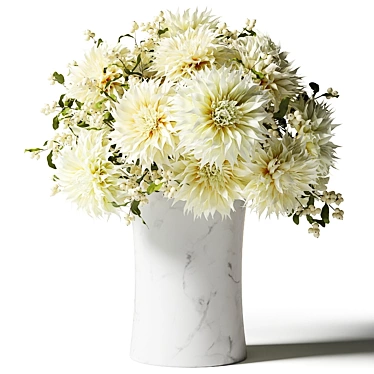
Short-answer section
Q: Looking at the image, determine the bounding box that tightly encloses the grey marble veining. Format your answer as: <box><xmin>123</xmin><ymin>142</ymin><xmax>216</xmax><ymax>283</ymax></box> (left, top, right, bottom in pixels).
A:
<box><xmin>131</xmin><ymin>192</ymin><xmax>247</xmax><ymax>367</ymax></box>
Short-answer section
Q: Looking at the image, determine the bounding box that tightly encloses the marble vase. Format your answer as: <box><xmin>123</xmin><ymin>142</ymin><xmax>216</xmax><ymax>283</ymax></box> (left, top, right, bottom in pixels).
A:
<box><xmin>131</xmin><ymin>192</ymin><xmax>247</xmax><ymax>367</ymax></box>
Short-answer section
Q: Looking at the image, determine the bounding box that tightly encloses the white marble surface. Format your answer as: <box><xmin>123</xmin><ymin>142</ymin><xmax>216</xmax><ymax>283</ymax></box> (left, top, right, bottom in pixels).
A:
<box><xmin>131</xmin><ymin>192</ymin><xmax>247</xmax><ymax>367</ymax></box>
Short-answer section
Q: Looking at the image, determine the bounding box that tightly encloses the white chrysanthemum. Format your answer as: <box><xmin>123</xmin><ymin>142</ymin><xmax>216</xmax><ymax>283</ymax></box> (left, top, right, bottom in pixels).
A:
<box><xmin>56</xmin><ymin>130</ymin><xmax>127</xmax><ymax>218</ymax></box>
<box><xmin>173</xmin><ymin>66</ymin><xmax>270</xmax><ymax>168</ymax></box>
<box><xmin>112</xmin><ymin>80</ymin><xmax>178</xmax><ymax>169</ymax></box>
<box><xmin>243</xmin><ymin>135</ymin><xmax>319</xmax><ymax>217</ymax></box>
<box><xmin>162</xmin><ymin>8</ymin><xmax>219</xmax><ymax>36</ymax></box>
<box><xmin>67</xmin><ymin>43</ymin><xmax>129</xmax><ymax>104</ymax></box>
<box><xmin>290</xmin><ymin>97</ymin><xmax>338</xmax><ymax>177</ymax></box>
<box><xmin>233</xmin><ymin>34</ymin><xmax>302</xmax><ymax>111</ymax></box>
<box><xmin>152</xmin><ymin>25</ymin><xmax>219</xmax><ymax>82</ymax></box>
<box><xmin>173</xmin><ymin>155</ymin><xmax>249</xmax><ymax>219</ymax></box>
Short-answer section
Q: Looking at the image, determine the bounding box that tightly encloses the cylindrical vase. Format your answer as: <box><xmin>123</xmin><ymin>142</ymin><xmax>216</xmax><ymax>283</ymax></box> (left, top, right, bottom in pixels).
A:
<box><xmin>131</xmin><ymin>192</ymin><xmax>246</xmax><ymax>367</ymax></box>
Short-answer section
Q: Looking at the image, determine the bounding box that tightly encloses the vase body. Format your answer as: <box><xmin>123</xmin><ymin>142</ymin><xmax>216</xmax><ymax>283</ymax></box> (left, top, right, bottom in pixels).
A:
<box><xmin>131</xmin><ymin>192</ymin><xmax>246</xmax><ymax>367</ymax></box>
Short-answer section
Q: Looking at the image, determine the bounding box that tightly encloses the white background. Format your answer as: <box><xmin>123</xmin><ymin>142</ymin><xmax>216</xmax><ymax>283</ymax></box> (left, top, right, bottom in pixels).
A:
<box><xmin>1</xmin><ymin>0</ymin><xmax>373</xmax><ymax>373</ymax></box>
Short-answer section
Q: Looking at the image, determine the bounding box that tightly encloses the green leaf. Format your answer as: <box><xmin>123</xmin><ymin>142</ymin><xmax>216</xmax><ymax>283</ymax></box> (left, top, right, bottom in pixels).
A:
<box><xmin>53</xmin><ymin>72</ymin><xmax>64</xmax><ymax>84</ymax></box>
<box><xmin>24</xmin><ymin>148</ymin><xmax>43</xmax><ymax>152</ymax></box>
<box><xmin>132</xmin><ymin>54</ymin><xmax>142</xmax><ymax>72</ymax></box>
<box><xmin>130</xmin><ymin>200</ymin><xmax>141</xmax><ymax>216</ymax></box>
<box><xmin>293</xmin><ymin>213</ymin><xmax>300</xmax><ymax>225</ymax></box>
<box><xmin>147</xmin><ymin>182</ymin><xmax>163</xmax><ymax>195</ymax></box>
<box><xmin>307</xmin><ymin>194</ymin><xmax>315</xmax><ymax>207</ymax></box>
<box><xmin>65</xmin><ymin>98</ymin><xmax>75</xmax><ymax>108</ymax></box>
<box><xmin>306</xmin><ymin>214</ymin><xmax>314</xmax><ymax>224</ymax></box>
<box><xmin>58</xmin><ymin>94</ymin><xmax>65</xmax><ymax>108</ymax></box>
<box><xmin>118</xmin><ymin>34</ymin><xmax>134</xmax><ymax>42</ymax></box>
<box><xmin>315</xmin><ymin>219</ymin><xmax>326</xmax><ymax>228</ymax></box>
<box><xmin>103</xmin><ymin>112</ymin><xmax>114</xmax><ymax>122</ymax></box>
<box><xmin>274</xmin><ymin>97</ymin><xmax>290</xmax><ymax>119</ymax></box>
<box><xmin>309</xmin><ymin>82</ymin><xmax>319</xmax><ymax>95</ymax></box>
<box><xmin>47</xmin><ymin>151</ymin><xmax>56</xmax><ymax>169</ymax></box>
<box><xmin>52</xmin><ymin>116</ymin><xmax>59</xmax><ymax>130</ymax></box>
<box><xmin>111</xmin><ymin>201</ymin><xmax>130</xmax><ymax>208</ymax></box>
<box><xmin>251</xmin><ymin>68</ymin><xmax>265</xmax><ymax>80</ymax></box>
<box><xmin>77</xmin><ymin>122</ymin><xmax>89</xmax><ymax>128</ymax></box>
<box><xmin>321</xmin><ymin>203</ymin><xmax>330</xmax><ymax>223</ymax></box>
<box><xmin>157</xmin><ymin>27</ymin><xmax>169</xmax><ymax>36</ymax></box>
<box><xmin>147</xmin><ymin>183</ymin><xmax>156</xmax><ymax>195</ymax></box>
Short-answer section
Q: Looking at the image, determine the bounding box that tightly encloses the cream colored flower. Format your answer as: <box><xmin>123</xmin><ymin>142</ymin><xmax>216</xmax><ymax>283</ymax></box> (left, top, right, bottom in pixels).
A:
<box><xmin>233</xmin><ymin>34</ymin><xmax>302</xmax><ymax>111</ymax></box>
<box><xmin>162</xmin><ymin>8</ymin><xmax>219</xmax><ymax>36</ymax></box>
<box><xmin>243</xmin><ymin>135</ymin><xmax>319</xmax><ymax>217</ymax></box>
<box><xmin>56</xmin><ymin>130</ymin><xmax>127</xmax><ymax>218</ymax></box>
<box><xmin>173</xmin><ymin>155</ymin><xmax>248</xmax><ymax>219</ymax></box>
<box><xmin>111</xmin><ymin>80</ymin><xmax>178</xmax><ymax>170</ymax></box>
<box><xmin>67</xmin><ymin>43</ymin><xmax>129</xmax><ymax>104</ymax></box>
<box><xmin>173</xmin><ymin>66</ymin><xmax>270</xmax><ymax>168</ymax></box>
<box><xmin>289</xmin><ymin>97</ymin><xmax>338</xmax><ymax>177</ymax></box>
<box><xmin>152</xmin><ymin>25</ymin><xmax>219</xmax><ymax>82</ymax></box>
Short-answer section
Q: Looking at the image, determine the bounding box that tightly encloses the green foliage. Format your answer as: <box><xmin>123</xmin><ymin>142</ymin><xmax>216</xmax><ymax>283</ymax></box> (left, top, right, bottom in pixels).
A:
<box><xmin>309</xmin><ymin>82</ymin><xmax>319</xmax><ymax>95</ymax></box>
<box><xmin>293</xmin><ymin>213</ymin><xmax>300</xmax><ymax>225</ymax></box>
<box><xmin>321</xmin><ymin>203</ymin><xmax>330</xmax><ymax>223</ymax></box>
<box><xmin>111</xmin><ymin>201</ymin><xmax>130</xmax><ymax>208</ymax></box>
<box><xmin>47</xmin><ymin>151</ymin><xmax>56</xmax><ymax>169</ymax></box>
<box><xmin>251</xmin><ymin>68</ymin><xmax>265</xmax><ymax>80</ymax></box>
<box><xmin>58</xmin><ymin>94</ymin><xmax>65</xmax><ymax>108</ymax></box>
<box><xmin>157</xmin><ymin>28</ymin><xmax>169</xmax><ymax>36</ymax></box>
<box><xmin>25</xmin><ymin>148</ymin><xmax>43</xmax><ymax>153</ymax></box>
<box><xmin>130</xmin><ymin>200</ymin><xmax>141</xmax><ymax>216</ymax></box>
<box><xmin>52</xmin><ymin>116</ymin><xmax>59</xmax><ymax>130</ymax></box>
<box><xmin>118</xmin><ymin>34</ymin><xmax>134</xmax><ymax>42</ymax></box>
<box><xmin>53</xmin><ymin>72</ymin><xmax>64</xmax><ymax>84</ymax></box>
<box><xmin>274</xmin><ymin>98</ymin><xmax>290</xmax><ymax>119</ymax></box>
<box><xmin>147</xmin><ymin>182</ymin><xmax>163</xmax><ymax>195</ymax></box>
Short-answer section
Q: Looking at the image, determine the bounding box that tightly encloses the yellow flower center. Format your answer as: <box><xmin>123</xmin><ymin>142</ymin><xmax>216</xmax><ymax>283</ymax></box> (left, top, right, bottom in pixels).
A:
<box><xmin>211</xmin><ymin>100</ymin><xmax>238</xmax><ymax>127</ymax></box>
<box><xmin>199</xmin><ymin>163</ymin><xmax>224</xmax><ymax>186</ymax></box>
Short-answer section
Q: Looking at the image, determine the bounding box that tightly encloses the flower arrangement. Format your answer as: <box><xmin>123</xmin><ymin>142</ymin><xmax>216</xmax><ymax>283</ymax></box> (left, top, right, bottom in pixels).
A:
<box><xmin>26</xmin><ymin>9</ymin><xmax>344</xmax><ymax>237</ymax></box>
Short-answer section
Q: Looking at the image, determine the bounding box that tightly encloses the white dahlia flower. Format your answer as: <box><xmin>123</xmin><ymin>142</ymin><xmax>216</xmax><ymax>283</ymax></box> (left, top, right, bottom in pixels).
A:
<box><xmin>56</xmin><ymin>130</ymin><xmax>127</xmax><ymax>218</ymax></box>
<box><xmin>67</xmin><ymin>43</ymin><xmax>129</xmax><ymax>104</ymax></box>
<box><xmin>173</xmin><ymin>155</ymin><xmax>249</xmax><ymax>219</ymax></box>
<box><xmin>289</xmin><ymin>97</ymin><xmax>338</xmax><ymax>177</ymax></box>
<box><xmin>243</xmin><ymin>135</ymin><xmax>319</xmax><ymax>217</ymax></box>
<box><xmin>173</xmin><ymin>66</ymin><xmax>270</xmax><ymax>168</ymax></box>
<box><xmin>111</xmin><ymin>80</ymin><xmax>178</xmax><ymax>169</ymax></box>
<box><xmin>152</xmin><ymin>25</ymin><xmax>220</xmax><ymax>82</ymax></box>
<box><xmin>233</xmin><ymin>34</ymin><xmax>301</xmax><ymax>111</ymax></box>
<box><xmin>162</xmin><ymin>8</ymin><xmax>219</xmax><ymax>36</ymax></box>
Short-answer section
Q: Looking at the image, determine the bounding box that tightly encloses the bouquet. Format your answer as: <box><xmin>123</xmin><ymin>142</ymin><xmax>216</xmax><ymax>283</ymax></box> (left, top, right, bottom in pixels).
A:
<box><xmin>26</xmin><ymin>9</ymin><xmax>344</xmax><ymax>237</ymax></box>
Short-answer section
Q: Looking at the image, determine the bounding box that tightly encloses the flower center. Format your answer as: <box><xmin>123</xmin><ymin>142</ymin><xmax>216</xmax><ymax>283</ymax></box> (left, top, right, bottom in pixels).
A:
<box><xmin>199</xmin><ymin>163</ymin><xmax>224</xmax><ymax>185</ymax></box>
<box><xmin>211</xmin><ymin>100</ymin><xmax>238</xmax><ymax>127</ymax></box>
<box><xmin>136</xmin><ymin>107</ymin><xmax>161</xmax><ymax>133</ymax></box>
